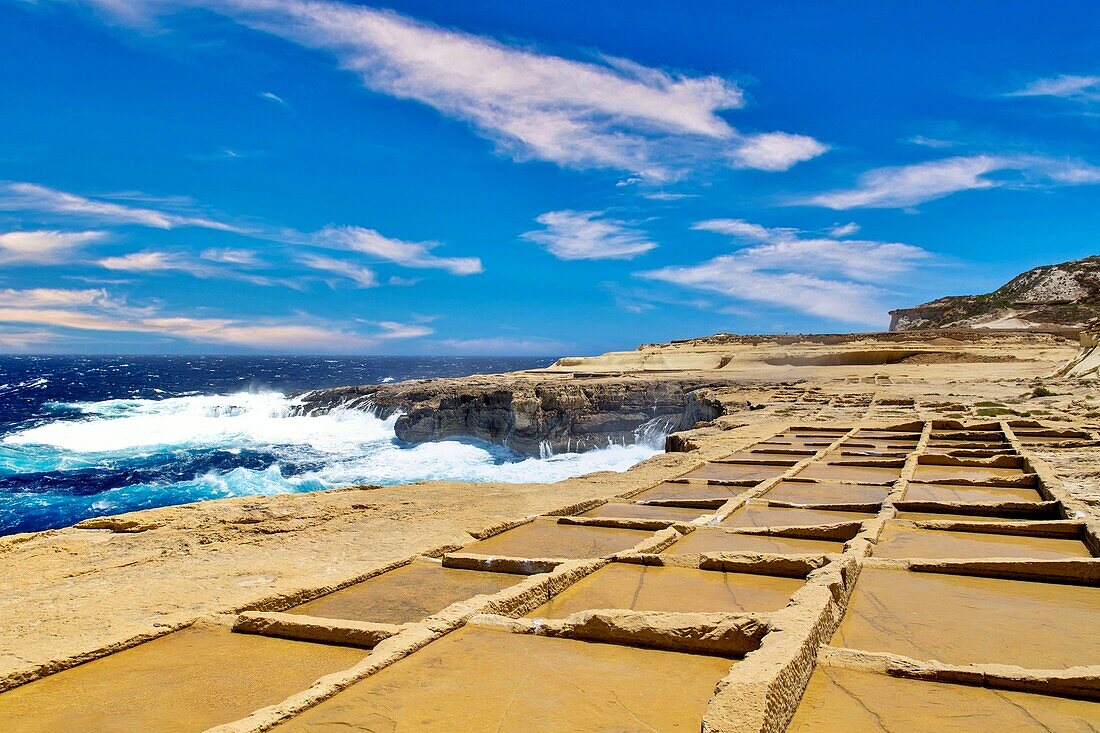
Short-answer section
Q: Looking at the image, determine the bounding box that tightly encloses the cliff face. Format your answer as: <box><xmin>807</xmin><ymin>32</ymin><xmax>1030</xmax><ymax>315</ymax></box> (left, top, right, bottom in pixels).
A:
<box><xmin>295</xmin><ymin>377</ymin><xmax>730</xmax><ymax>455</ymax></box>
<box><xmin>890</xmin><ymin>255</ymin><xmax>1100</xmax><ymax>332</ymax></box>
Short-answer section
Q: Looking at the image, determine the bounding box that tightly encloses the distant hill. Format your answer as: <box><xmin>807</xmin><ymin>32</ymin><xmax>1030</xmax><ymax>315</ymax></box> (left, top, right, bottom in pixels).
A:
<box><xmin>889</xmin><ymin>255</ymin><xmax>1100</xmax><ymax>332</ymax></box>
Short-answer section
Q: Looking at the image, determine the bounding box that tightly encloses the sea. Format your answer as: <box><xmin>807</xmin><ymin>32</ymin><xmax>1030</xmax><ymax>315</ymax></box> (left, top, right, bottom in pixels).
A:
<box><xmin>0</xmin><ymin>356</ymin><xmax>665</xmax><ymax>536</ymax></box>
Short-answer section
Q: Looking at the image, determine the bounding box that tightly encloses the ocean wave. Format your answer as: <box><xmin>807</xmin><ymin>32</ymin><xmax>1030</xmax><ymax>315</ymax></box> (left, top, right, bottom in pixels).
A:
<box><xmin>0</xmin><ymin>391</ymin><xmax>664</xmax><ymax>534</ymax></box>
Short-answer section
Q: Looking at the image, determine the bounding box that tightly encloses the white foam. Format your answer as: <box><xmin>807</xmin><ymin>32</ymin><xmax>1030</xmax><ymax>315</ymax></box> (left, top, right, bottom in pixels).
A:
<box><xmin>11</xmin><ymin>392</ymin><xmax>393</xmax><ymax>453</ymax></box>
<box><xmin>3</xmin><ymin>391</ymin><xmax>663</xmax><ymax>491</ymax></box>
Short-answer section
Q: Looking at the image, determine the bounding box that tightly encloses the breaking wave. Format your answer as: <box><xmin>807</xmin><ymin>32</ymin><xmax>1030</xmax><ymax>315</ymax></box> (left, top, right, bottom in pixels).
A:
<box><xmin>0</xmin><ymin>391</ymin><xmax>663</xmax><ymax>534</ymax></box>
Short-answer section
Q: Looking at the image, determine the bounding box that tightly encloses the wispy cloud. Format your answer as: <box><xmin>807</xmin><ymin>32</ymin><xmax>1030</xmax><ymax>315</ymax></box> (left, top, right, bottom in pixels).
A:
<box><xmin>0</xmin><ymin>329</ymin><xmax>60</xmax><ymax>350</ymax></box>
<box><xmin>638</xmin><ymin>220</ymin><xmax>930</xmax><ymax>324</ymax></box>
<box><xmin>523</xmin><ymin>210</ymin><xmax>657</xmax><ymax>261</ymax></box>
<box><xmin>0</xmin><ymin>287</ymin><xmax>428</xmax><ymax>350</ymax></box>
<box><xmin>641</xmin><ymin>191</ymin><xmax>697</xmax><ymax>202</ymax></box>
<box><xmin>0</xmin><ymin>287</ymin><xmax>112</xmax><ymax>307</ymax></box>
<box><xmin>0</xmin><ymin>181</ymin><xmax>242</xmax><ymax>231</ymax></box>
<box><xmin>828</xmin><ymin>222</ymin><xmax>860</xmax><ymax>237</ymax></box>
<box><xmin>0</xmin><ymin>230</ymin><xmax>108</xmax><ymax>264</ymax></box>
<box><xmin>98</xmin><ymin>250</ymin><xmax>216</xmax><ymax>277</ymax></box>
<box><xmin>907</xmin><ymin>135</ymin><xmax>957</xmax><ymax>149</ymax></box>
<box><xmin>1</xmin><ymin>180</ymin><xmax>482</xmax><ymax>280</ymax></box>
<box><xmin>439</xmin><ymin>335</ymin><xmax>566</xmax><ymax>355</ymax></box>
<box><xmin>1007</xmin><ymin>74</ymin><xmax>1100</xmax><ymax>102</ymax></box>
<box><xmin>375</xmin><ymin>320</ymin><xmax>434</xmax><ymax>339</ymax></box>
<box><xmin>298</xmin><ymin>252</ymin><xmax>379</xmax><ymax>288</ymax></box>
<box><xmin>798</xmin><ymin>154</ymin><xmax>1100</xmax><ymax>209</ymax></box>
<box><xmin>691</xmin><ymin>218</ymin><xmax>796</xmax><ymax>242</ymax></box>
<box><xmin>79</xmin><ymin>0</ymin><xmax>825</xmax><ymax>178</ymax></box>
<box><xmin>258</xmin><ymin>90</ymin><xmax>289</xmax><ymax>106</ymax></box>
<box><xmin>801</xmin><ymin>156</ymin><xmax>1006</xmax><ymax>209</ymax></box>
<box><xmin>99</xmin><ymin>249</ymin><xmax>303</xmax><ymax>288</ymax></box>
<box><xmin>314</xmin><ymin>226</ymin><xmax>482</xmax><ymax>275</ymax></box>
<box><xmin>200</xmin><ymin>248</ymin><xmax>262</xmax><ymax>265</ymax></box>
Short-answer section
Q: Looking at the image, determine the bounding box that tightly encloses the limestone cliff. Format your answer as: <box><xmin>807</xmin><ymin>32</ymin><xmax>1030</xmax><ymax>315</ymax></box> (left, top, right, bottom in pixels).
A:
<box><xmin>889</xmin><ymin>255</ymin><xmax>1100</xmax><ymax>332</ymax></box>
<box><xmin>295</xmin><ymin>377</ymin><xmax>731</xmax><ymax>455</ymax></box>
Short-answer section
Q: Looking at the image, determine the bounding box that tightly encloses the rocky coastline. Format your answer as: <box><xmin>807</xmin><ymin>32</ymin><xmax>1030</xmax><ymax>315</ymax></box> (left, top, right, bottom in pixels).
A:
<box><xmin>293</xmin><ymin>375</ymin><xmax>734</xmax><ymax>455</ymax></box>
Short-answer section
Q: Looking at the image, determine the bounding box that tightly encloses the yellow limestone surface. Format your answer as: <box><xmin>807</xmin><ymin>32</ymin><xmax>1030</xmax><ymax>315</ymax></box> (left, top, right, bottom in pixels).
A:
<box><xmin>833</xmin><ymin>567</ymin><xmax>1100</xmax><ymax>668</ymax></box>
<box><xmin>633</xmin><ymin>482</ymin><xmax>749</xmax><ymax>502</ymax></box>
<box><xmin>578</xmin><ymin>501</ymin><xmax>711</xmax><ymax>521</ymax></box>
<box><xmin>762</xmin><ymin>480</ymin><xmax>890</xmax><ymax>505</ymax></box>
<box><xmin>872</xmin><ymin>524</ymin><xmax>1092</xmax><ymax>560</ymax></box>
<box><xmin>526</xmin><ymin>562</ymin><xmax>803</xmax><ymax>617</ymax></box>
<box><xmin>0</xmin><ymin>625</ymin><xmax>364</xmax><ymax>733</ymax></box>
<box><xmin>462</xmin><ymin>517</ymin><xmax>653</xmax><ymax>559</ymax></box>
<box><xmin>288</xmin><ymin>561</ymin><xmax>523</xmax><ymax>624</ymax></box>
<box><xmin>902</xmin><ymin>482</ymin><xmax>1043</xmax><ymax>503</ymax></box>
<box><xmin>272</xmin><ymin>627</ymin><xmax>733</xmax><ymax>732</ymax></box>
<box><xmin>720</xmin><ymin>504</ymin><xmax>875</xmax><ymax>528</ymax></box>
<box><xmin>667</xmin><ymin>528</ymin><xmax>845</xmax><ymax>555</ymax></box>
<box><xmin>787</xmin><ymin>666</ymin><xmax>1100</xmax><ymax>732</ymax></box>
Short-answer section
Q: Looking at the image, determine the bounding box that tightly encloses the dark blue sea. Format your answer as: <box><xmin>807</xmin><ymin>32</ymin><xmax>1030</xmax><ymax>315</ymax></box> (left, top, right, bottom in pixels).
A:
<box><xmin>0</xmin><ymin>356</ymin><xmax>662</xmax><ymax>536</ymax></box>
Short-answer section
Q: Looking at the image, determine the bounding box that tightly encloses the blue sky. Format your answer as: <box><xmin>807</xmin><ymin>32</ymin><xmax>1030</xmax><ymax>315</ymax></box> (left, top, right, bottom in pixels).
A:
<box><xmin>0</xmin><ymin>0</ymin><xmax>1097</xmax><ymax>354</ymax></box>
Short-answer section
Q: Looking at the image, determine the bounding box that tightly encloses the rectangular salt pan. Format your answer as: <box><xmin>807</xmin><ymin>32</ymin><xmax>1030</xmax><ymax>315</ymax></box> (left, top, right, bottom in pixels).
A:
<box><xmin>288</xmin><ymin>561</ymin><xmax>523</xmax><ymax>624</ymax></box>
<box><xmin>462</xmin><ymin>518</ymin><xmax>653</xmax><ymax>559</ymax></box>
<box><xmin>578</xmin><ymin>502</ymin><xmax>711</xmax><ymax>522</ymax></box>
<box><xmin>679</xmin><ymin>463</ymin><xmax>788</xmax><ymax>483</ymax></box>
<box><xmin>763</xmin><ymin>480</ymin><xmax>889</xmax><ymax>505</ymax></box>
<box><xmin>794</xmin><ymin>463</ymin><xmax>901</xmax><ymax>484</ymax></box>
<box><xmin>721</xmin><ymin>505</ymin><xmax>874</xmax><ymax>529</ymax></box>
<box><xmin>787</xmin><ymin>666</ymin><xmax>1100</xmax><ymax>732</ymax></box>
<box><xmin>902</xmin><ymin>482</ymin><xmax>1043</xmax><ymax>503</ymax></box>
<box><xmin>872</xmin><ymin>524</ymin><xmax>1091</xmax><ymax>560</ymax></box>
<box><xmin>666</xmin><ymin>528</ymin><xmax>845</xmax><ymax>556</ymax></box>
<box><xmin>0</xmin><ymin>625</ymin><xmax>364</xmax><ymax>733</ymax></box>
<box><xmin>270</xmin><ymin>627</ymin><xmax>734</xmax><ymax>732</ymax></box>
<box><xmin>833</xmin><ymin>567</ymin><xmax>1100</xmax><ymax>668</ymax></box>
<box><xmin>633</xmin><ymin>482</ymin><xmax>748</xmax><ymax>503</ymax></box>
<box><xmin>526</xmin><ymin>562</ymin><xmax>803</xmax><ymax>617</ymax></box>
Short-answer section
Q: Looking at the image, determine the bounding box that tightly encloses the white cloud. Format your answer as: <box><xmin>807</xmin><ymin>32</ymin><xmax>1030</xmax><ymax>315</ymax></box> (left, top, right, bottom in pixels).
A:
<box><xmin>1008</xmin><ymin>74</ymin><xmax>1100</xmax><ymax>101</ymax></box>
<box><xmin>641</xmin><ymin>192</ymin><xmax>697</xmax><ymax>202</ymax></box>
<box><xmin>82</xmin><ymin>0</ymin><xmax>824</xmax><ymax>177</ymax></box>
<box><xmin>201</xmin><ymin>247</ymin><xmax>262</xmax><ymax>265</ymax></box>
<box><xmin>641</xmin><ymin>262</ymin><xmax>886</xmax><ymax>323</ymax></box>
<box><xmin>97</xmin><ymin>251</ymin><xmax>226</xmax><ymax>280</ymax></box>
<box><xmin>0</xmin><ymin>230</ymin><xmax>108</xmax><ymax>264</ymax></box>
<box><xmin>0</xmin><ymin>182</ymin><xmax>242</xmax><ymax>231</ymax></box>
<box><xmin>692</xmin><ymin>218</ymin><xmax>792</xmax><ymax>242</ymax></box>
<box><xmin>0</xmin><ymin>288</ymin><xmax>111</xmax><ymax>307</ymax></box>
<box><xmin>0</xmin><ymin>287</ymin><xmax>425</xmax><ymax>350</ymax></box>
<box><xmin>801</xmin><ymin>155</ymin><xmax>1008</xmax><ymax>209</ymax></box>
<box><xmin>298</xmin><ymin>253</ymin><xmax>379</xmax><ymax>288</ymax></box>
<box><xmin>315</xmin><ymin>226</ymin><xmax>482</xmax><ymax>275</ymax></box>
<box><xmin>828</xmin><ymin>222</ymin><xmax>860</xmax><ymax>237</ymax></box>
<box><xmin>0</xmin><ymin>329</ymin><xmax>60</xmax><ymax>350</ymax></box>
<box><xmin>908</xmin><ymin>135</ymin><xmax>956</xmax><ymax>149</ymax></box>
<box><xmin>638</xmin><ymin>220</ymin><xmax>930</xmax><ymax>324</ymax></box>
<box><xmin>3</xmin><ymin>180</ymin><xmax>482</xmax><ymax>280</ymax></box>
<box><xmin>523</xmin><ymin>210</ymin><xmax>657</xmax><ymax>261</ymax></box>
<box><xmin>801</xmin><ymin>154</ymin><xmax>1100</xmax><ymax>209</ymax></box>
<box><xmin>375</xmin><ymin>321</ymin><xmax>434</xmax><ymax>339</ymax></box>
<box><xmin>439</xmin><ymin>336</ymin><xmax>566</xmax><ymax>355</ymax></box>
<box><xmin>99</xmin><ymin>249</ymin><xmax>302</xmax><ymax>288</ymax></box>
<box><xmin>259</xmin><ymin>90</ymin><xmax>289</xmax><ymax>106</ymax></box>
<box><xmin>731</xmin><ymin>132</ymin><xmax>828</xmax><ymax>171</ymax></box>
<box><xmin>1043</xmin><ymin>159</ymin><xmax>1100</xmax><ymax>184</ymax></box>
<box><xmin>735</xmin><ymin>238</ymin><xmax>928</xmax><ymax>283</ymax></box>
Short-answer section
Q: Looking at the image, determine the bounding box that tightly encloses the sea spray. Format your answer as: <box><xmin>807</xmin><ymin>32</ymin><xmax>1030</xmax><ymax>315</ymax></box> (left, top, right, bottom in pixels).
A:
<box><xmin>0</xmin><ymin>390</ymin><xmax>660</xmax><ymax>534</ymax></box>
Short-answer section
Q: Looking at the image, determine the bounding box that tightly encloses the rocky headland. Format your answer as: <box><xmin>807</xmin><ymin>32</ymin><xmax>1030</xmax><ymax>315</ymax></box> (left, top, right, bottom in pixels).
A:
<box><xmin>889</xmin><ymin>254</ymin><xmax>1100</xmax><ymax>332</ymax></box>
